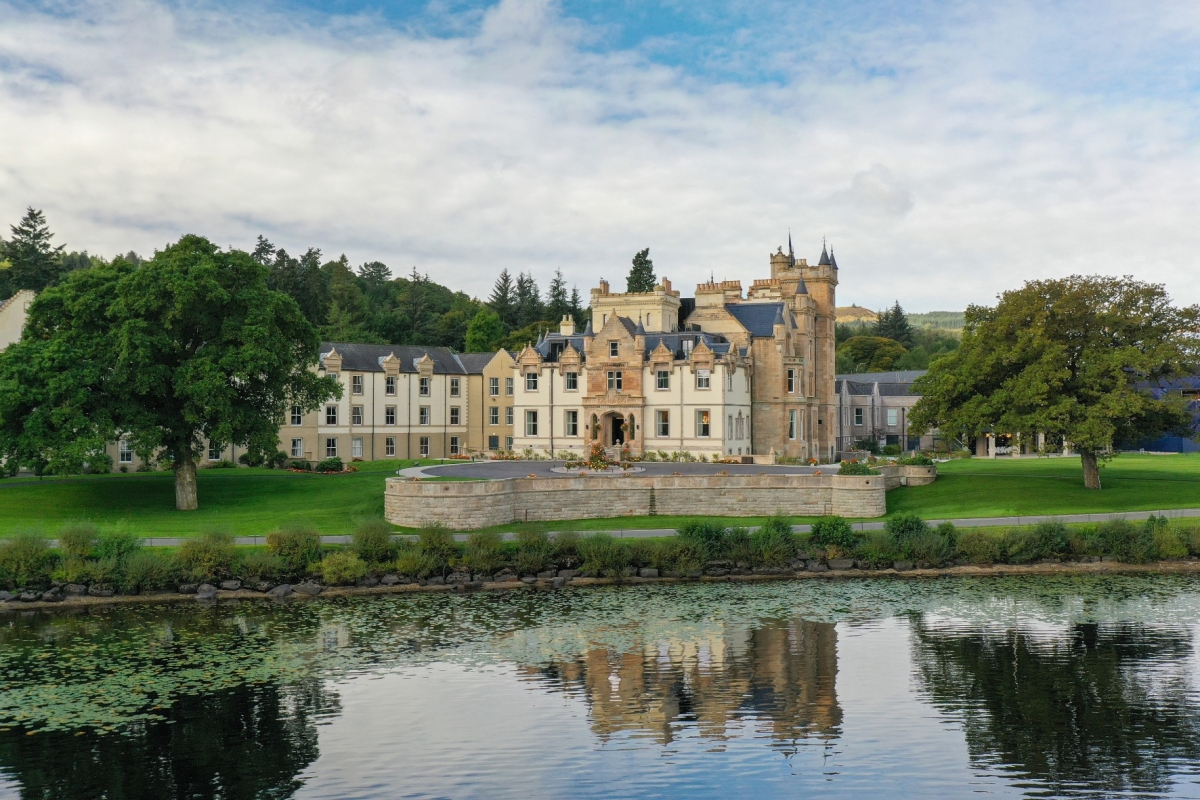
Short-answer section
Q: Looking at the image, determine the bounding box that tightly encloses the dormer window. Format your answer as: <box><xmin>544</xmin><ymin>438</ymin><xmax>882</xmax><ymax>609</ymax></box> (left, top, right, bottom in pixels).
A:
<box><xmin>682</xmin><ymin>339</ymin><xmax>694</xmax><ymax>356</ymax></box>
<box><xmin>609</xmin><ymin>341</ymin><xmax>619</xmax><ymax>358</ymax></box>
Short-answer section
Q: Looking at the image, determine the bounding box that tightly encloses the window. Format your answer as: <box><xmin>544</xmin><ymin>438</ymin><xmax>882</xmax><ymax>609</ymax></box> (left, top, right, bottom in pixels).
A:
<box><xmin>696</xmin><ymin>410</ymin><xmax>710</xmax><ymax>437</ymax></box>
<box><xmin>450</xmin><ymin>378</ymin><xmax>460</xmax><ymax>397</ymax></box>
<box><xmin>789</xmin><ymin>410</ymin><xmax>798</xmax><ymax>440</ymax></box>
<box><xmin>489</xmin><ymin>377</ymin><xmax>500</xmax><ymax>397</ymax></box>
<box><xmin>854</xmin><ymin>408</ymin><xmax>864</xmax><ymax>426</ymax></box>
<box><xmin>565</xmin><ymin>409</ymin><xmax>578</xmax><ymax>436</ymax></box>
<box><xmin>385</xmin><ymin>376</ymin><xmax>396</xmax><ymax>396</ymax></box>
<box><xmin>325</xmin><ymin>437</ymin><xmax>338</xmax><ymax>458</ymax></box>
<box><xmin>525</xmin><ymin>410</ymin><xmax>538</xmax><ymax>436</ymax></box>
<box><xmin>118</xmin><ymin>439</ymin><xmax>133</xmax><ymax>464</ymax></box>
<box><xmin>656</xmin><ymin>370</ymin><xmax>670</xmax><ymax>390</ymax></box>
<box><xmin>290</xmin><ymin>405</ymin><xmax>303</xmax><ymax>425</ymax></box>
<box><xmin>505</xmin><ymin>436</ymin><xmax>513</xmax><ymax>450</ymax></box>
<box><xmin>505</xmin><ymin>377</ymin><xmax>514</xmax><ymax>396</ymax></box>
<box><xmin>208</xmin><ymin>442</ymin><xmax>221</xmax><ymax>461</ymax></box>
<box><xmin>488</xmin><ymin>435</ymin><xmax>499</xmax><ymax>450</ymax></box>
<box><xmin>325</xmin><ymin>405</ymin><xmax>338</xmax><ymax>425</ymax></box>
<box><xmin>419</xmin><ymin>437</ymin><xmax>429</xmax><ymax>457</ymax></box>
<box><xmin>450</xmin><ymin>436</ymin><xmax>460</xmax><ymax>455</ymax></box>
<box><xmin>656</xmin><ymin>410</ymin><xmax>670</xmax><ymax>437</ymax></box>
<box><xmin>419</xmin><ymin>406</ymin><xmax>430</xmax><ymax>425</ymax></box>
<box><xmin>787</xmin><ymin>369</ymin><xmax>797</xmax><ymax>394</ymax></box>
<box><xmin>419</xmin><ymin>377</ymin><xmax>430</xmax><ymax>396</ymax></box>
<box><xmin>505</xmin><ymin>406</ymin><xmax>514</xmax><ymax>425</ymax></box>
<box><xmin>525</xmin><ymin>372</ymin><xmax>538</xmax><ymax>391</ymax></box>
<box><xmin>351</xmin><ymin>406</ymin><xmax>363</xmax><ymax>426</ymax></box>
<box><xmin>385</xmin><ymin>406</ymin><xmax>396</xmax><ymax>426</ymax></box>
<box><xmin>728</xmin><ymin>415</ymin><xmax>733</xmax><ymax>437</ymax></box>
<box><xmin>385</xmin><ymin>436</ymin><xmax>395</xmax><ymax>457</ymax></box>
<box><xmin>727</xmin><ymin>372</ymin><xmax>733</xmax><ymax>391</ymax></box>
<box><xmin>607</xmin><ymin>371</ymin><xmax>623</xmax><ymax>391</ymax></box>
<box><xmin>450</xmin><ymin>406</ymin><xmax>460</xmax><ymax>425</ymax></box>
<box><xmin>887</xmin><ymin>408</ymin><xmax>899</xmax><ymax>427</ymax></box>
<box><xmin>682</xmin><ymin>339</ymin><xmax>693</xmax><ymax>356</ymax></box>
<box><xmin>489</xmin><ymin>406</ymin><xmax>499</xmax><ymax>426</ymax></box>
<box><xmin>351</xmin><ymin>375</ymin><xmax>363</xmax><ymax>395</ymax></box>
<box><xmin>352</xmin><ymin>437</ymin><xmax>363</xmax><ymax>458</ymax></box>
<box><xmin>565</xmin><ymin>372</ymin><xmax>578</xmax><ymax>391</ymax></box>
<box><xmin>696</xmin><ymin>369</ymin><xmax>710</xmax><ymax>389</ymax></box>
<box><xmin>291</xmin><ymin>438</ymin><xmax>304</xmax><ymax>458</ymax></box>
<box><xmin>609</xmin><ymin>341</ymin><xmax>619</xmax><ymax>358</ymax></box>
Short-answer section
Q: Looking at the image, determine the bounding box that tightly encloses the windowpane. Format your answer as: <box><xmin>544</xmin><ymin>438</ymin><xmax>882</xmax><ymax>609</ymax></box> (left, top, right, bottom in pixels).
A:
<box><xmin>607</xmin><ymin>371</ymin><xmax>623</xmax><ymax>391</ymax></box>
<box><xmin>525</xmin><ymin>410</ymin><xmax>538</xmax><ymax>436</ymax></box>
<box><xmin>505</xmin><ymin>436</ymin><xmax>513</xmax><ymax>450</ymax></box>
<box><xmin>526</xmin><ymin>373</ymin><xmax>538</xmax><ymax>391</ymax></box>
<box><xmin>696</xmin><ymin>369</ymin><xmax>710</xmax><ymax>389</ymax></box>
<box><xmin>385</xmin><ymin>437</ymin><xmax>396</xmax><ymax>457</ymax></box>
<box><xmin>609</xmin><ymin>341</ymin><xmax>619</xmax><ymax>357</ymax></box>
<box><xmin>696</xmin><ymin>410</ymin><xmax>710</xmax><ymax>437</ymax></box>
<box><xmin>325</xmin><ymin>405</ymin><xmax>338</xmax><ymax>425</ymax></box>
<box><xmin>657</xmin><ymin>370</ymin><xmax>669</xmax><ymax>389</ymax></box>
<box><xmin>565</xmin><ymin>409</ymin><xmax>578</xmax><ymax>436</ymax></box>
<box><xmin>450</xmin><ymin>406</ymin><xmax>460</xmax><ymax>425</ymax></box>
<box><xmin>450</xmin><ymin>436</ymin><xmax>460</xmax><ymax>455</ymax></box>
<box><xmin>789</xmin><ymin>410</ymin><xmax>797</xmax><ymax>440</ymax></box>
<box><xmin>351</xmin><ymin>437</ymin><xmax>363</xmax><ymax>458</ymax></box>
<box><xmin>419</xmin><ymin>377</ymin><xmax>430</xmax><ymax>396</ymax></box>
<box><xmin>385</xmin><ymin>376</ymin><xmax>396</xmax><ymax>396</ymax></box>
<box><xmin>565</xmin><ymin>372</ymin><xmax>578</xmax><ymax>390</ymax></box>
<box><xmin>489</xmin><ymin>377</ymin><xmax>500</xmax><ymax>396</ymax></box>
<box><xmin>656</xmin><ymin>410</ymin><xmax>669</xmax><ymax>437</ymax></box>
<box><xmin>419</xmin><ymin>436</ymin><xmax>429</xmax><ymax>457</ymax></box>
<box><xmin>505</xmin><ymin>407</ymin><xmax>513</xmax><ymax>425</ymax></box>
<box><xmin>351</xmin><ymin>406</ymin><xmax>363</xmax><ymax>426</ymax></box>
<box><xmin>290</xmin><ymin>405</ymin><xmax>303</xmax><ymax>425</ymax></box>
<box><xmin>419</xmin><ymin>406</ymin><xmax>430</xmax><ymax>425</ymax></box>
<box><xmin>325</xmin><ymin>437</ymin><xmax>338</xmax><ymax>458</ymax></box>
<box><xmin>119</xmin><ymin>439</ymin><xmax>133</xmax><ymax>463</ymax></box>
<box><xmin>489</xmin><ymin>406</ymin><xmax>499</xmax><ymax>426</ymax></box>
<box><xmin>385</xmin><ymin>406</ymin><xmax>396</xmax><ymax>425</ymax></box>
<box><xmin>450</xmin><ymin>378</ymin><xmax>460</xmax><ymax>397</ymax></box>
<box><xmin>887</xmin><ymin>408</ymin><xmax>899</xmax><ymax>426</ymax></box>
<box><xmin>854</xmin><ymin>408</ymin><xmax>864</xmax><ymax>426</ymax></box>
<box><xmin>291</xmin><ymin>438</ymin><xmax>304</xmax><ymax>458</ymax></box>
<box><xmin>208</xmin><ymin>442</ymin><xmax>220</xmax><ymax>461</ymax></box>
<box><xmin>352</xmin><ymin>375</ymin><xmax>363</xmax><ymax>395</ymax></box>
<box><xmin>505</xmin><ymin>377</ymin><xmax>514</xmax><ymax>395</ymax></box>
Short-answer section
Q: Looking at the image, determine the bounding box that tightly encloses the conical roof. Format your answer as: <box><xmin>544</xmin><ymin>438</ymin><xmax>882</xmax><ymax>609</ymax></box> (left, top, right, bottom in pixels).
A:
<box><xmin>582</xmin><ymin>316</ymin><xmax>594</xmax><ymax>336</ymax></box>
<box><xmin>829</xmin><ymin>247</ymin><xmax>838</xmax><ymax>269</ymax></box>
<box><xmin>818</xmin><ymin>242</ymin><xmax>831</xmax><ymax>266</ymax></box>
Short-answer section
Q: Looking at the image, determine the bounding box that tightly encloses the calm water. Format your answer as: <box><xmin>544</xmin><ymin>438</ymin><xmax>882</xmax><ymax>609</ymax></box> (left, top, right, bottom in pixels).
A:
<box><xmin>4</xmin><ymin>576</ymin><xmax>1200</xmax><ymax>798</ymax></box>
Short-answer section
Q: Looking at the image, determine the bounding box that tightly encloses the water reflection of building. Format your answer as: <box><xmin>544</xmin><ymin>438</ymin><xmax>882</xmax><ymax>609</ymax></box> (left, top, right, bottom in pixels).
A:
<box><xmin>522</xmin><ymin>618</ymin><xmax>841</xmax><ymax>747</ymax></box>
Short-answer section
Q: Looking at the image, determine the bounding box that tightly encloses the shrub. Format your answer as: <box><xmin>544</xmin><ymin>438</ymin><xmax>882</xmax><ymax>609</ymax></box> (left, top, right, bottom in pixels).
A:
<box><xmin>897</xmin><ymin>453</ymin><xmax>935</xmax><ymax>466</ymax></box>
<box><xmin>395</xmin><ymin>544</ymin><xmax>438</xmax><ymax>579</ymax></box>
<box><xmin>725</xmin><ymin>527</ymin><xmax>755</xmax><ymax>564</ymax></box>
<box><xmin>653</xmin><ymin>538</ymin><xmax>705</xmax><ymax>572</ymax></box>
<box><xmin>885</xmin><ymin>512</ymin><xmax>930</xmax><ymax>546</ymax></box>
<box><xmin>553</xmin><ymin>530</ymin><xmax>581</xmax><ymax>569</ymax></box>
<box><xmin>416</xmin><ymin>523</ymin><xmax>458</xmax><ymax>575</ymax></box>
<box><xmin>904</xmin><ymin>530</ymin><xmax>954</xmax><ymax>567</ymax></box>
<box><xmin>935</xmin><ymin>522</ymin><xmax>958</xmax><ymax>551</ymax></box>
<box><xmin>120</xmin><ymin>550</ymin><xmax>176</xmax><ymax>592</ymax></box>
<box><xmin>854</xmin><ymin>531</ymin><xmax>898</xmax><ymax>568</ymax></box>
<box><xmin>58</xmin><ymin>522</ymin><xmax>99</xmax><ymax>559</ymax></box>
<box><xmin>627</xmin><ymin>539</ymin><xmax>656</xmax><ymax>568</ymax></box>
<box><xmin>238</xmin><ymin>551</ymin><xmax>286</xmax><ymax>582</ymax></box>
<box><xmin>206</xmin><ymin>459</ymin><xmax>238</xmax><ymax>469</ymax></box>
<box><xmin>882</xmin><ymin>444</ymin><xmax>902</xmax><ymax>456</ymax></box>
<box><xmin>319</xmin><ymin>551</ymin><xmax>368</xmax><ymax>585</ymax></box>
<box><xmin>462</xmin><ymin>531</ymin><xmax>505</xmax><ymax>575</ymax></box>
<box><xmin>1184</xmin><ymin>524</ymin><xmax>1200</xmax><ymax>557</ymax></box>
<box><xmin>1154</xmin><ymin>525</ymin><xmax>1189</xmax><ymax>560</ymax></box>
<box><xmin>353</xmin><ymin>519</ymin><xmax>397</xmax><ymax>565</ymax></box>
<box><xmin>178</xmin><ymin>530</ymin><xmax>237</xmax><ymax>581</ymax></box>
<box><xmin>267</xmin><ymin>525</ymin><xmax>324</xmax><ymax>575</ymax></box>
<box><xmin>956</xmin><ymin>531</ymin><xmax>1001</xmax><ymax>565</ymax></box>
<box><xmin>810</xmin><ymin>516</ymin><xmax>856</xmax><ymax>550</ymax></box>
<box><xmin>752</xmin><ymin>516</ymin><xmax>796</xmax><ymax>567</ymax></box>
<box><xmin>578</xmin><ymin>534</ymin><xmax>630</xmax><ymax>578</ymax></box>
<box><xmin>95</xmin><ymin>529</ymin><xmax>142</xmax><ymax>564</ymax></box>
<box><xmin>838</xmin><ymin>460</ymin><xmax>877</xmax><ymax>476</ymax></box>
<box><xmin>0</xmin><ymin>532</ymin><xmax>53</xmax><ymax>588</ymax></box>
<box><xmin>1096</xmin><ymin>518</ymin><xmax>1157</xmax><ymax>563</ymax></box>
<box><xmin>1032</xmin><ymin>520</ymin><xmax>1068</xmax><ymax>559</ymax></box>
<box><xmin>315</xmin><ymin>457</ymin><xmax>344</xmax><ymax>473</ymax></box>
<box><xmin>1003</xmin><ymin>528</ymin><xmax>1042</xmax><ymax>564</ymax></box>
<box><xmin>677</xmin><ymin>520</ymin><xmax>727</xmax><ymax>560</ymax></box>
<box><xmin>290</xmin><ymin>460</ymin><xmax>312</xmax><ymax>471</ymax></box>
<box><xmin>853</xmin><ymin>438</ymin><xmax>880</xmax><ymax>455</ymax></box>
<box><xmin>1069</xmin><ymin>524</ymin><xmax>1104</xmax><ymax>558</ymax></box>
<box><xmin>52</xmin><ymin>557</ymin><xmax>92</xmax><ymax>585</ymax></box>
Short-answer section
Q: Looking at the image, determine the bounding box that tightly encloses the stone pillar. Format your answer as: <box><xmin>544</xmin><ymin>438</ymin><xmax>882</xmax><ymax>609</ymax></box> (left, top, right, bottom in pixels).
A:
<box><xmin>988</xmin><ymin>434</ymin><xmax>996</xmax><ymax>458</ymax></box>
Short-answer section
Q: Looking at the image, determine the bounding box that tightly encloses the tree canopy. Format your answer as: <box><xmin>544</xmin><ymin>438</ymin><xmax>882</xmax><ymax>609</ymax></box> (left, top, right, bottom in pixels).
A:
<box><xmin>0</xmin><ymin>208</ymin><xmax>67</xmax><ymax>299</ymax></box>
<box><xmin>465</xmin><ymin>308</ymin><xmax>505</xmax><ymax>352</ymax></box>
<box><xmin>627</xmin><ymin>248</ymin><xmax>655</xmax><ymax>293</ymax></box>
<box><xmin>0</xmin><ymin>235</ymin><xmax>338</xmax><ymax>509</ymax></box>
<box><xmin>875</xmin><ymin>300</ymin><xmax>915</xmax><ymax>348</ymax></box>
<box><xmin>837</xmin><ymin>336</ymin><xmax>909</xmax><ymax>372</ymax></box>
<box><xmin>909</xmin><ymin>275</ymin><xmax>1199</xmax><ymax>488</ymax></box>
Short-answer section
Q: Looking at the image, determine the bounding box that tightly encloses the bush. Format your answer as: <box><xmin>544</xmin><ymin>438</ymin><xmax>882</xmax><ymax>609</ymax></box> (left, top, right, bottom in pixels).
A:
<box><xmin>578</xmin><ymin>534</ymin><xmax>630</xmax><ymax>578</ymax></box>
<box><xmin>0</xmin><ymin>532</ymin><xmax>52</xmax><ymax>588</ymax></box>
<box><xmin>882</xmin><ymin>444</ymin><xmax>902</xmax><ymax>456</ymax></box>
<box><xmin>897</xmin><ymin>453</ymin><xmax>935</xmax><ymax>466</ymax></box>
<box><xmin>854</xmin><ymin>531</ymin><xmax>898</xmax><ymax>568</ymax></box>
<box><xmin>238</xmin><ymin>551</ymin><xmax>286</xmax><ymax>582</ymax></box>
<box><xmin>315</xmin><ymin>457</ymin><xmax>344</xmax><ymax>473</ymax></box>
<box><xmin>1154</xmin><ymin>525</ymin><xmax>1189</xmax><ymax>560</ymax></box>
<box><xmin>853</xmin><ymin>438</ymin><xmax>880</xmax><ymax>455</ymax></box>
<box><xmin>627</xmin><ymin>539</ymin><xmax>656</xmax><ymax>568</ymax></box>
<box><xmin>956</xmin><ymin>531</ymin><xmax>1000</xmax><ymax>565</ymax></box>
<box><xmin>514</xmin><ymin>529</ymin><xmax>553</xmax><ymax>575</ymax></box>
<box><xmin>885</xmin><ymin>512</ymin><xmax>930</xmax><ymax>546</ymax></box>
<box><xmin>416</xmin><ymin>523</ymin><xmax>458</xmax><ymax>575</ymax></box>
<box><xmin>752</xmin><ymin>516</ymin><xmax>796</xmax><ymax>566</ymax></box>
<box><xmin>838</xmin><ymin>460</ymin><xmax>877</xmax><ymax>476</ymax></box>
<box><xmin>267</xmin><ymin>525</ymin><xmax>324</xmax><ymax>575</ymax></box>
<box><xmin>677</xmin><ymin>520</ymin><xmax>727</xmax><ymax>560</ymax></box>
<box><xmin>120</xmin><ymin>550</ymin><xmax>176</xmax><ymax>592</ymax></box>
<box><xmin>652</xmin><ymin>538</ymin><xmax>705</xmax><ymax>572</ymax></box>
<box><xmin>58</xmin><ymin>522</ymin><xmax>98</xmax><ymax>559</ymax></box>
<box><xmin>1184</xmin><ymin>524</ymin><xmax>1200</xmax><ymax>557</ymax></box>
<box><xmin>1069</xmin><ymin>524</ymin><xmax>1104</xmax><ymax>558</ymax></box>
<box><xmin>1096</xmin><ymin>518</ymin><xmax>1157</xmax><ymax>563</ymax></box>
<box><xmin>95</xmin><ymin>529</ymin><xmax>142</xmax><ymax>564</ymax></box>
<box><xmin>462</xmin><ymin>531</ymin><xmax>505</xmax><ymax>575</ymax></box>
<box><xmin>353</xmin><ymin>519</ymin><xmax>397</xmax><ymax>565</ymax></box>
<box><xmin>553</xmin><ymin>530</ymin><xmax>581</xmax><ymax>569</ymax></box>
<box><xmin>935</xmin><ymin>521</ymin><xmax>959</xmax><ymax>551</ymax></box>
<box><xmin>1003</xmin><ymin>528</ymin><xmax>1042</xmax><ymax>564</ymax></box>
<box><xmin>810</xmin><ymin>516</ymin><xmax>856</xmax><ymax>550</ymax></box>
<box><xmin>86</xmin><ymin>557</ymin><xmax>120</xmax><ymax>586</ymax></box>
<box><xmin>290</xmin><ymin>460</ymin><xmax>312</xmax><ymax>471</ymax></box>
<box><xmin>178</xmin><ymin>530</ymin><xmax>237</xmax><ymax>581</ymax></box>
<box><xmin>1032</xmin><ymin>520</ymin><xmax>1068</xmax><ymax>559</ymax></box>
<box><xmin>904</xmin><ymin>530</ymin><xmax>954</xmax><ymax>567</ymax></box>
<box><xmin>725</xmin><ymin>527</ymin><xmax>755</xmax><ymax>565</ymax></box>
<box><xmin>52</xmin><ymin>557</ymin><xmax>92</xmax><ymax>585</ymax></box>
<box><xmin>206</xmin><ymin>459</ymin><xmax>238</xmax><ymax>469</ymax></box>
<box><xmin>319</xmin><ymin>551</ymin><xmax>368</xmax><ymax>585</ymax></box>
<box><xmin>395</xmin><ymin>544</ymin><xmax>438</xmax><ymax>579</ymax></box>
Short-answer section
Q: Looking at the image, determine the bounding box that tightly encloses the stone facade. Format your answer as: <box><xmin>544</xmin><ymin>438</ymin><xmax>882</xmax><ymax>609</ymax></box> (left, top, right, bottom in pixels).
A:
<box><xmin>384</xmin><ymin>468</ymin><xmax>935</xmax><ymax>529</ymax></box>
<box><xmin>834</xmin><ymin>370</ymin><xmax>935</xmax><ymax>454</ymax></box>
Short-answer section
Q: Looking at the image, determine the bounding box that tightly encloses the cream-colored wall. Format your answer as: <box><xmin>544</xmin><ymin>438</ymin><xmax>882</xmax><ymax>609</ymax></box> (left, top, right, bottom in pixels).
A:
<box><xmin>0</xmin><ymin>290</ymin><xmax>34</xmax><ymax>352</ymax></box>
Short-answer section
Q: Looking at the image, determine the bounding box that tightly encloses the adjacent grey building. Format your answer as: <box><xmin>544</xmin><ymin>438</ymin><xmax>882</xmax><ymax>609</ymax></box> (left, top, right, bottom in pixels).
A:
<box><xmin>834</xmin><ymin>370</ymin><xmax>936</xmax><ymax>453</ymax></box>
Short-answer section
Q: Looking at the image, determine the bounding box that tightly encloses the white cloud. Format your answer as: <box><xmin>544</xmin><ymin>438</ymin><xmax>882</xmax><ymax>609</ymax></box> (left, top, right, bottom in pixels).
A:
<box><xmin>1</xmin><ymin>0</ymin><xmax>1198</xmax><ymax>311</ymax></box>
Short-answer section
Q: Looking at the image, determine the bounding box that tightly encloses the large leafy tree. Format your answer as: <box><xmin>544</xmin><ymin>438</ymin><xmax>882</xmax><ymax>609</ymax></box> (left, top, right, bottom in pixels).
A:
<box><xmin>837</xmin><ymin>335</ymin><xmax>907</xmax><ymax>372</ymax></box>
<box><xmin>0</xmin><ymin>235</ymin><xmax>338</xmax><ymax>509</ymax></box>
<box><xmin>465</xmin><ymin>308</ymin><xmax>505</xmax><ymax>352</ymax></box>
<box><xmin>6</xmin><ymin>207</ymin><xmax>65</xmax><ymax>296</ymax></box>
<box><xmin>627</xmin><ymin>247</ymin><xmax>655</xmax><ymax>293</ymax></box>
<box><xmin>909</xmin><ymin>276</ymin><xmax>1199</xmax><ymax>489</ymax></box>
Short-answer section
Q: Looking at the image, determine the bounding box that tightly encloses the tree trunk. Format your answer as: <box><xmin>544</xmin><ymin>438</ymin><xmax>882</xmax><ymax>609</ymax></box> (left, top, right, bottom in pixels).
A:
<box><xmin>175</xmin><ymin>455</ymin><xmax>199</xmax><ymax>510</ymax></box>
<box><xmin>1080</xmin><ymin>449</ymin><xmax>1102</xmax><ymax>490</ymax></box>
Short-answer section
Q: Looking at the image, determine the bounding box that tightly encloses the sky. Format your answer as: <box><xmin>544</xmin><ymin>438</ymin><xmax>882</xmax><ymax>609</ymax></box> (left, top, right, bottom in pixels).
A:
<box><xmin>2</xmin><ymin>0</ymin><xmax>1199</xmax><ymax>311</ymax></box>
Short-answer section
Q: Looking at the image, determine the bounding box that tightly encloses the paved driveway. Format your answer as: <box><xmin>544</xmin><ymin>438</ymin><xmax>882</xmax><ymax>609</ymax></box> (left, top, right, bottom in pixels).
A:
<box><xmin>417</xmin><ymin>460</ymin><xmax>822</xmax><ymax>479</ymax></box>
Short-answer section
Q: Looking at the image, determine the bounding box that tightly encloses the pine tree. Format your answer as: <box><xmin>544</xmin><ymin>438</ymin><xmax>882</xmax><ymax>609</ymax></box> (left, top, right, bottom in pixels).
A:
<box><xmin>252</xmin><ymin>235</ymin><xmax>276</xmax><ymax>265</ymax></box>
<box><xmin>489</xmin><ymin>269</ymin><xmax>517</xmax><ymax>330</ymax></box>
<box><xmin>7</xmin><ymin>207</ymin><xmax>65</xmax><ymax>292</ymax></box>
<box><xmin>515</xmin><ymin>271</ymin><xmax>544</xmax><ymax>329</ymax></box>
<box><xmin>875</xmin><ymin>300</ymin><xmax>914</xmax><ymax>348</ymax></box>
<box><xmin>569</xmin><ymin>286</ymin><xmax>585</xmax><ymax>326</ymax></box>
<box><xmin>627</xmin><ymin>248</ymin><xmax>655</xmax><ymax>293</ymax></box>
<box><xmin>546</xmin><ymin>268</ymin><xmax>571</xmax><ymax>323</ymax></box>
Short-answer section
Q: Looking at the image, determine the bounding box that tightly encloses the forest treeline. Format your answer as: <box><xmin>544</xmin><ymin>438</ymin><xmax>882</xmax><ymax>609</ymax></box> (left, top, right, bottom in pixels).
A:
<box><xmin>835</xmin><ymin>302</ymin><xmax>961</xmax><ymax>373</ymax></box>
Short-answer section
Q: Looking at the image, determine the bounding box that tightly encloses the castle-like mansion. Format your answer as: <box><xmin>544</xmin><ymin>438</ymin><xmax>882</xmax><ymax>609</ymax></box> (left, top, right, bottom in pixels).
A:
<box><xmin>512</xmin><ymin>242</ymin><xmax>838</xmax><ymax>461</ymax></box>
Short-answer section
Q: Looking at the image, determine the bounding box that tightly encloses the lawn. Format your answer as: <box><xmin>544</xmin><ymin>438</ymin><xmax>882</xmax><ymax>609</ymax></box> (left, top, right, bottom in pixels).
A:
<box><xmin>888</xmin><ymin>453</ymin><xmax>1200</xmax><ymax>518</ymax></box>
<box><xmin>1</xmin><ymin>453</ymin><xmax>1197</xmax><ymax>538</ymax></box>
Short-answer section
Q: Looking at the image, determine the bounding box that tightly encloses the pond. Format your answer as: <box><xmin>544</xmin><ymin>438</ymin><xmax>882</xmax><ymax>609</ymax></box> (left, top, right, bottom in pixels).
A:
<box><xmin>3</xmin><ymin>576</ymin><xmax>1200</xmax><ymax>798</ymax></box>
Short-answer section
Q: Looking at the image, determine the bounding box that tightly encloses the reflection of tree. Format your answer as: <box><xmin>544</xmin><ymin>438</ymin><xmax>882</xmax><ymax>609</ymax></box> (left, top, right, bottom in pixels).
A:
<box><xmin>0</xmin><ymin>677</ymin><xmax>333</xmax><ymax>799</ymax></box>
<box><xmin>524</xmin><ymin>618</ymin><xmax>841</xmax><ymax>749</ymax></box>
<box><xmin>911</xmin><ymin>619</ymin><xmax>1200</xmax><ymax>795</ymax></box>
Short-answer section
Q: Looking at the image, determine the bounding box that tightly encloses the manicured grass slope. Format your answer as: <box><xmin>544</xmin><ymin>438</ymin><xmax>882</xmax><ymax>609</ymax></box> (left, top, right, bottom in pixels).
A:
<box><xmin>888</xmin><ymin>454</ymin><xmax>1200</xmax><ymax>518</ymax></box>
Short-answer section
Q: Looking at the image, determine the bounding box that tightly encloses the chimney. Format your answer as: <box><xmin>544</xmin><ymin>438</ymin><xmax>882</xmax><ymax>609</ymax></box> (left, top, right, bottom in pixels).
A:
<box><xmin>598</xmin><ymin>279</ymin><xmax>610</xmax><ymax>294</ymax></box>
<box><xmin>559</xmin><ymin>315</ymin><xmax>576</xmax><ymax>336</ymax></box>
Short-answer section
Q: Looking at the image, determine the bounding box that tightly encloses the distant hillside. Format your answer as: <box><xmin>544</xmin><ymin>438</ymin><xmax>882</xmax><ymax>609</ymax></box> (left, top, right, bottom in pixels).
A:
<box><xmin>907</xmin><ymin>311</ymin><xmax>964</xmax><ymax>331</ymax></box>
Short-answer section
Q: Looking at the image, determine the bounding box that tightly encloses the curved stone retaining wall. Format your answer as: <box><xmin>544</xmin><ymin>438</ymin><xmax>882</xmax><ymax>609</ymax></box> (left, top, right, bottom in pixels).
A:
<box><xmin>384</xmin><ymin>468</ymin><xmax>935</xmax><ymax>530</ymax></box>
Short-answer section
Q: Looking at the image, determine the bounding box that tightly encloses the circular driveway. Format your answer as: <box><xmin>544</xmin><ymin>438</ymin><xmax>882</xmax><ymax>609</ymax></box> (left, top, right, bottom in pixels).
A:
<box><xmin>417</xmin><ymin>460</ymin><xmax>822</xmax><ymax>479</ymax></box>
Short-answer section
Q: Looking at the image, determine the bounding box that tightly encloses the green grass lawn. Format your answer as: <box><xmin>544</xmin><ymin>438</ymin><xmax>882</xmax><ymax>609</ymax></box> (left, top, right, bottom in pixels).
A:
<box><xmin>888</xmin><ymin>453</ymin><xmax>1200</xmax><ymax>518</ymax></box>
<box><xmin>1</xmin><ymin>453</ymin><xmax>1197</xmax><ymax>538</ymax></box>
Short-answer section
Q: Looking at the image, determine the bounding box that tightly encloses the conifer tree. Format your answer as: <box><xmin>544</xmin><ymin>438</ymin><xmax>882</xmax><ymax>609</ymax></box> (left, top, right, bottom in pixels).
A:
<box><xmin>514</xmin><ymin>271</ymin><xmax>544</xmax><ymax>328</ymax></box>
<box><xmin>569</xmin><ymin>286</ymin><xmax>585</xmax><ymax>326</ymax></box>
<box><xmin>252</xmin><ymin>235</ymin><xmax>276</xmax><ymax>265</ymax></box>
<box><xmin>546</xmin><ymin>268</ymin><xmax>571</xmax><ymax>323</ymax></box>
<box><xmin>627</xmin><ymin>248</ymin><xmax>655</xmax><ymax>293</ymax></box>
<box><xmin>875</xmin><ymin>300</ymin><xmax>915</xmax><ymax>348</ymax></box>
<box><xmin>489</xmin><ymin>269</ymin><xmax>517</xmax><ymax>330</ymax></box>
<box><xmin>6</xmin><ymin>207</ymin><xmax>65</xmax><ymax>293</ymax></box>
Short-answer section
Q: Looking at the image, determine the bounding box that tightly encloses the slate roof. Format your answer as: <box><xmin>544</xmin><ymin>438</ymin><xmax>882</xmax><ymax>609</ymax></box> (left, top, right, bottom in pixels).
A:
<box><xmin>836</xmin><ymin>369</ymin><xmax>927</xmax><ymax>384</ymax></box>
<box><xmin>533</xmin><ymin>330</ymin><xmax>733</xmax><ymax>362</ymax></box>
<box><xmin>724</xmin><ymin>302</ymin><xmax>787</xmax><ymax>337</ymax></box>
<box><xmin>836</xmin><ymin>370</ymin><xmax>928</xmax><ymax>397</ymax></box>
<box><xmin>320</xmin><ymin>341</ymin><xmax>467</xmax><ymax>374</ymax></box>
<box><xmin>454</xmin><ymin>352</ymin><xmax>500</xmax><ymax>374</ymax></box>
